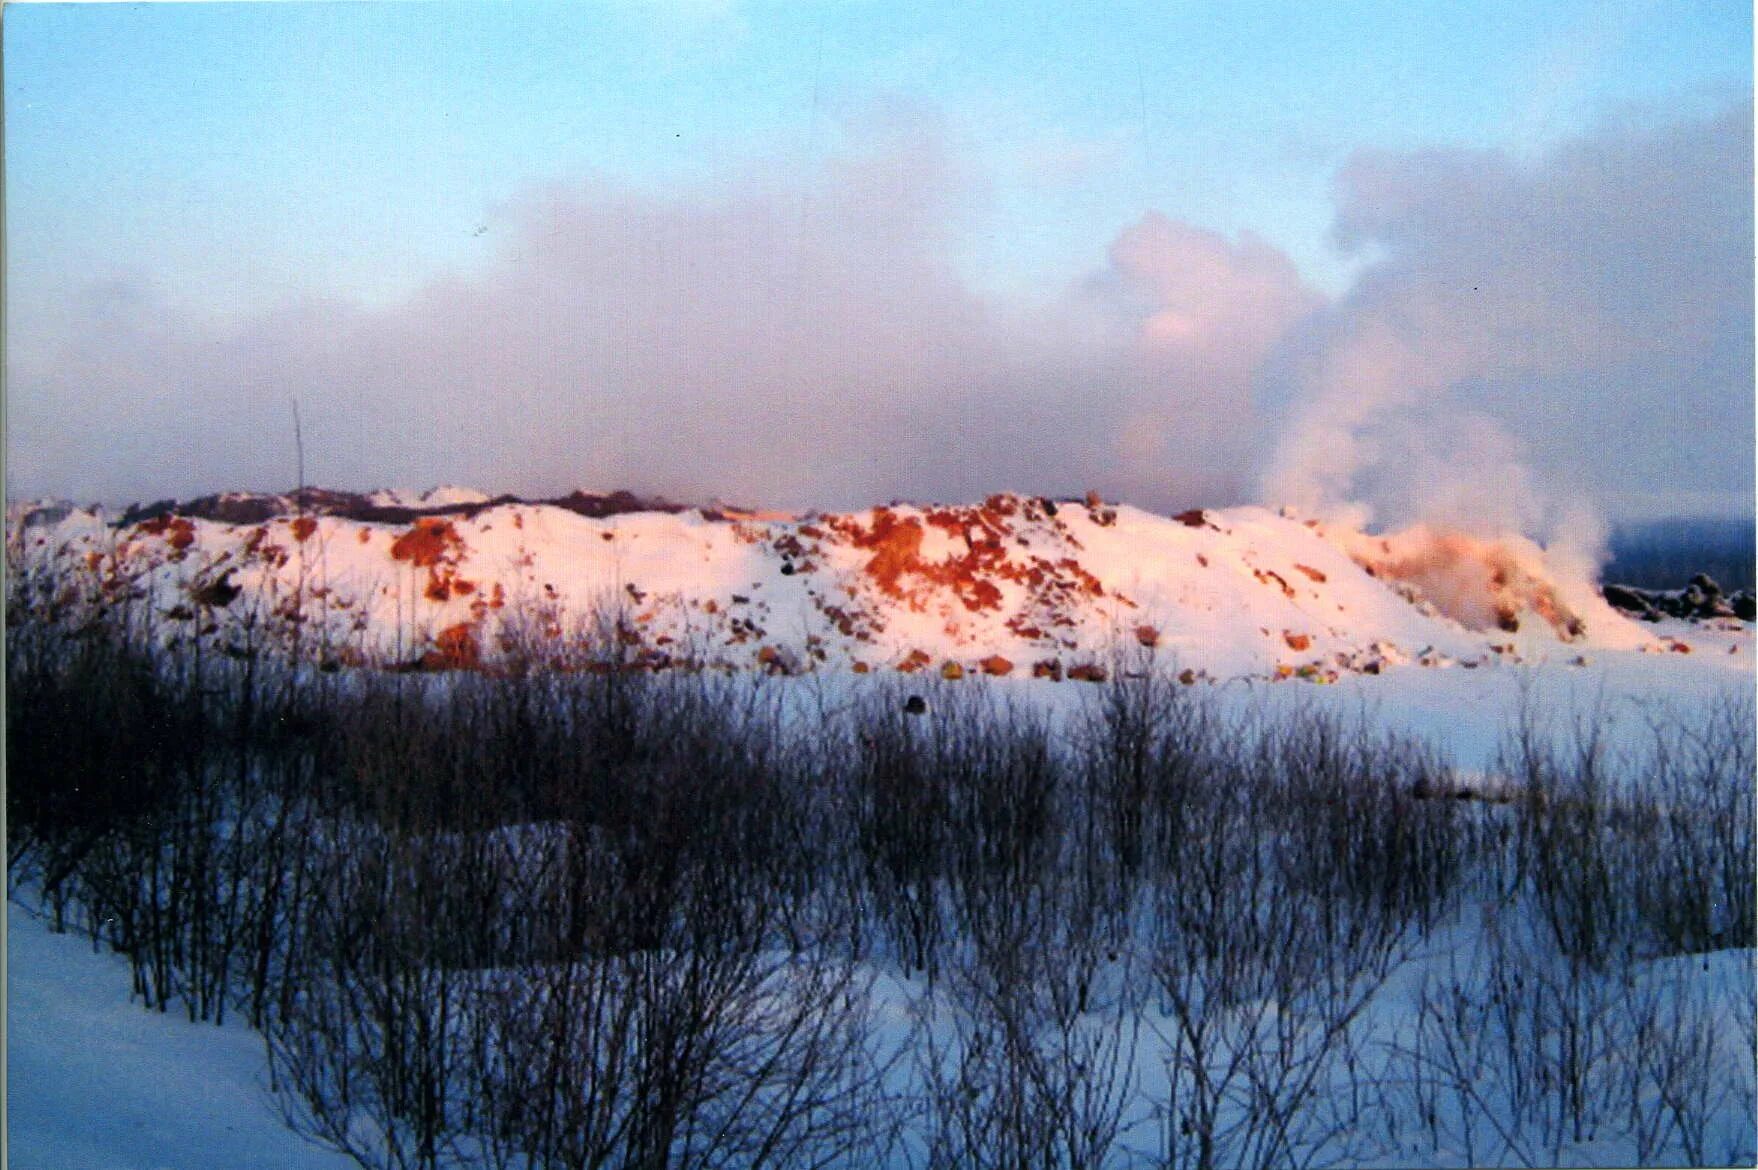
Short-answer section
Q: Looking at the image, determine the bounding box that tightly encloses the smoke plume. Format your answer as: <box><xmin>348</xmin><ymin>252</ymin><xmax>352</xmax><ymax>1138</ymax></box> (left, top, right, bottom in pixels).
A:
<box><xmin>1261</xmin><ymin>104</ymin><xmax>1753</xmax><ymax>544</ymax></box>
<box><xmin>8</xmin><ymin>100</ymin><xmax>1749</xmax><ymax>560</ymax></box>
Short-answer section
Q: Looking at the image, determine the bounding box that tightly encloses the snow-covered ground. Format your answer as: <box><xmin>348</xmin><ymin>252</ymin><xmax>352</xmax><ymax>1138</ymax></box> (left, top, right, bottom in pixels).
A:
<box><xmin>13</xmin><ymin>896</ymin><xmax>1751</xmax><ymax>1169</ymax></box>
<box><xmin>7</xmin><ymin>902</ymin><xmax>357</xmax><ymax>1170</ymax></box>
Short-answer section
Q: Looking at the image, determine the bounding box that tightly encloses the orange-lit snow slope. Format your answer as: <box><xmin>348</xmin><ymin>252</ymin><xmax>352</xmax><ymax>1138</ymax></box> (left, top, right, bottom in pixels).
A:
<box><xmin>9</xmin><ymin>491</ymin><xmax>1711</xmax><ymax>682</ymax></box>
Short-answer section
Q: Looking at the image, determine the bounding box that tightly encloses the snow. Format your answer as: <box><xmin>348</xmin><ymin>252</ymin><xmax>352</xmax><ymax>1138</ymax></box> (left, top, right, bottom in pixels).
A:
<box><xmin>6</xmin><ymin>902</ymin><xmax>357</xmax><ymax>1170</ymax></box>
<box><xmin>365</xmin><ymin>485</ymin><xmax>493</xmax><ymax>509</ymax></box>
<box><xmin>17</xmin><ymin>493</ymin><xmax>1720</xmax><ymax>685</ymax></box>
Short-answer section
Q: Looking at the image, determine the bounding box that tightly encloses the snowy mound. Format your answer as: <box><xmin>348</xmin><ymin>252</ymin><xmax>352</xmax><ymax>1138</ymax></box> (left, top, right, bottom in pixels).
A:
<box><xmin>10</xmin><ymin>491</ymin><xmax>1674</xmax><ymax>680</ymax></box>
<box><xmin>366</xmin><ymin>485</ymin><xmax>493</xmax><ymax>509</ymax></box>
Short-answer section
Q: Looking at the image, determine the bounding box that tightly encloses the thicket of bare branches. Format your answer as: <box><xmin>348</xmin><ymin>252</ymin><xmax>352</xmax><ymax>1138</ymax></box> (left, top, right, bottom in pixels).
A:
<box><xmin>7</xmin><ymin>569</ymin><xmax>1754</xmax><ymax>1168</ymax></box>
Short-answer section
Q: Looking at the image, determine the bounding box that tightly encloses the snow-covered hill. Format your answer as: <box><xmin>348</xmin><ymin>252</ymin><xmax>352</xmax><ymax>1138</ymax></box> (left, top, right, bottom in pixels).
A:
<box><xmin>9</xmin><ymin>488</ymin><xmax>1726</xmax><ymax>681</ymax></box>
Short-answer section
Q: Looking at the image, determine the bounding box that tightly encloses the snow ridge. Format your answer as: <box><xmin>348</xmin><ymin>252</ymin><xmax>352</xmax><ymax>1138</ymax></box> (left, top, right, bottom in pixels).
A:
<box><xmin>10</xmin><ymin>490</ymin><xmax>1670</xmax><ymax>680</ymax></box>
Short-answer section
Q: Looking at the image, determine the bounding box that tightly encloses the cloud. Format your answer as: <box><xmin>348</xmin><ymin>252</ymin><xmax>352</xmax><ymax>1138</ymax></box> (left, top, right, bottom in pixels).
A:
<box><xmin>9</xmin><ymin>101</ymin><xmax>1750</xmax><ymax>532</ymax></box>
<box><xmin>1261</xmin><ymin>103</ymin><xmax>1754</xmax><ymax>533</ymax></box>
<box><xmin>7</xmin><ymin>110</ymin><xmax>1316</xmax><ymax>513</ymax></box>
<box><xmin>1079</xmin><ymin>214</ymin><xmax>1323</xmax><ymax>501</ymax></box>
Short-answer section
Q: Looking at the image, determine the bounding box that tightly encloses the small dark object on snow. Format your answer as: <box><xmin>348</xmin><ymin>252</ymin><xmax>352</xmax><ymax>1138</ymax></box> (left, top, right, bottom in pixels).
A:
<box><xmin>903</xmin><ymin>695</ymin><xmax>927</xmax><ymax>716</ymax></box>
<box><xmin>780</xmin><ymin>560</ymin><xmax>795</xmax><ymax>576</ymax></box>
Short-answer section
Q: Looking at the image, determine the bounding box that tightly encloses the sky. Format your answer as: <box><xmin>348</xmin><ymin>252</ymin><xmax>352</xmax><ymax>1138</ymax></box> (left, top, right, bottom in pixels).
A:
<box><xmin>5</xmin><ymin>0</ymin><xmax>1753</xmax><ymax>532</ymax></box>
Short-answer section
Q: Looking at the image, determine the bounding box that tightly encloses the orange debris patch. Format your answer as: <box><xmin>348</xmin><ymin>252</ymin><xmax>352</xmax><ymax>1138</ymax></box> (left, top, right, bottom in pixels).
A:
<box><xmin>940</xmin><ymin>661</ymin><xmax>965</xmax><ymax>680</ymax></box>
<box><xmin>1254</xmin><ymin>568</ymin><xmax>1295</xmax><ymax>599</ymax></box>
<box><xmin>1283</xmin><ymin>631</ymin><xmax>1312</xmax><ymax>652</ymax></box>
<box><xmin>896</xmin><ymin>648</ymin><xmax>933</xmax><ymax>673</ymax></box>
<box><xmin>844</xmin><ymin>509</ymin><xmax>925</xmax><ymax>597</ymax></box>
<box><xmin>820</xmin><ymin>498</ymin><xmax>1119</xmax><ymax>630</ymax></box>
<box><xmin>423</xmin><ymin>623</ymin><xmax>481</xmax><ymax>671</ymax></box>
<box><xmin>242</xmin><ymin>526</ymin><xmax>289</xmax><ymax>568</ymax></box>
<box><xmin>1067</xmin><ymin>663</ymin><xmax>1108</xmax><ymax>683</ymax></box>
<box><xmin>1135</xmin><ymin>624</ymin><xmax>1160</xmax><ymax>648</ymax></box>
<box><xmin>467</xmin><ymin>581</ymin><xmax>507</xmax><ymax>621</ymax></box>
<box><xmin>818</xmin><ymin>602</ymin><xmax>875</xmax><ymax>641</ymax></box>
<box><xmin>390</xmin><ymin>518</ymin><xmax>463</xmax><ymax>568</ymax></box>
<box><xmin>833</xmin><ymin>508</ymin><xmax>1008</xmax><ymax>613</ymax></box>
<box><xmin>1032</xmin><ymin>659</ymin><xmax>1063</xmax><ymax>681</ymax></box>
<box><xmin>391</xmin><ymin>518</ymin><xmax>468</xmax><ymax>604</ymax></box>
<box><xmin>1356</xmin><ymin>528</ymin><xmax>1585</xmax><ymax>641</ymax></box>
<box><xmin>291</xmin><ymin>516</ymin><xmax>318</xmax><ymax>543</ymax></box>
<box><xmin>851</xmin><ymin>661</ymin><xmax>871</xmax><ymax>674</ymax></box>
<box><xmin>1293</xmin><ymin>563</ymin><xmax>1327</xmax><ymax>584</ymax></box>
<box><xmin>137</xmin><ymin>515</ymin><xmax>197</xmax><ymax>551</ymax></box>
<box><xmin>1054</xmin><ymin>558</ymin><xmax>1105</xmax><ymax>598</ymax></box>
<box><xmin>980</xmin><ymin>655</ymin><xmax>1014</xmax><ymax>676</ymax></box>
<box><xmin>358</xmin><ymin>529</ymin><xmax>371</xmax><ymax>544</ymax></box>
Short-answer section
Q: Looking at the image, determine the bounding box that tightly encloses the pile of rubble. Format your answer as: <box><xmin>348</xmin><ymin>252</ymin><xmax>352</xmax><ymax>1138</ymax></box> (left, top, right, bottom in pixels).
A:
<box><xmin>1603</xmin><ymin>573</ymin><xmax>1755</xmax><ymax>623</ymax></box>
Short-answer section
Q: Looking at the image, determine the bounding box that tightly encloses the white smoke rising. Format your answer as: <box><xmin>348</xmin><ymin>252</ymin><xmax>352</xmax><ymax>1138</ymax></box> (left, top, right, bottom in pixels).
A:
<box><xmin>1260</xmin><ymin>104</ymin><xmax>1751</xmax><ymax>564</ymax></box>
<box><xmin>7</xmin><ymin>100</ymin><xmax>1748</xmax><ymax>554</ymax></box>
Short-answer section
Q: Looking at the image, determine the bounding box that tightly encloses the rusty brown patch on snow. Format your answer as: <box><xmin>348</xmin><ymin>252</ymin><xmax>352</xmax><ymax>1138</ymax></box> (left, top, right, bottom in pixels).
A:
<box><xmin>1254</xmin><ymin>568</ymin><xmax>1295</xmax><ymax>599</ymax></box>
<box><xmin>137</xmin><ymin>515</ymin><xmax>197</xmax><ymax>551</ymax></box>
<box><xmin>390</xmin><ymin>518</ymin><xmax>462</xmax><ymax>568</ymax></box>
<box><xmin>423</xmin><ymin>622</ymin><xmax>481</xmax><ymax>671</ymax></box>
<box><xmin>895</xmin><ymin>648</ymin><xmax>933</xmax><ymax>673</ymax></box>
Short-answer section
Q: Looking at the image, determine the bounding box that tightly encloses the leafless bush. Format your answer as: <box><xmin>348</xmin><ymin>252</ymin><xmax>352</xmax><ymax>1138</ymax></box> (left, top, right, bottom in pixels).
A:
<box><xmin>1141</xmin><ymin>705</ymin><xmax>1448</xmax><ymax>1170</ymax></box>
<box><xmin>11</xmin><ymin>558</ymin><xmax>1754</xmax><ymax>1169</ymax></box>
<box><xmin>916</xmin><ymin>829</ymin><xmax>1142</xmax><ymax>1170</ymax></box>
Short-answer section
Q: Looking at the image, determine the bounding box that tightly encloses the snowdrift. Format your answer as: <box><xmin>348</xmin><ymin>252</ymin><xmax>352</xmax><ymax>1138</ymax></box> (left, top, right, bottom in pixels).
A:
<box><xmin>9</xmin><ymin>489</ymin><xmax>1670</xmax><ymax>680</ymax></box>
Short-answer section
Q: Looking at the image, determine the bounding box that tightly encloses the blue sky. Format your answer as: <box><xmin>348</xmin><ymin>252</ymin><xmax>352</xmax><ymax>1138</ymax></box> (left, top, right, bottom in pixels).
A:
<box><xmin>5</xmin><ymin>2</ymin><xmax>1753</xmax><ymax>520</ymax></box>
<box><xmin>9</xmin><ymin>1</ymin><xmax>1748</xmax><ymax>310</ymax></box>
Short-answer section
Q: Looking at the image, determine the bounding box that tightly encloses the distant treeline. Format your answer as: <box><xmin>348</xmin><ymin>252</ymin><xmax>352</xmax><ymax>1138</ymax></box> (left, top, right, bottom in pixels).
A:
<box><xmin>1604</xmin><ymin>517</ymin><xmax>1755</xmax><ymax>592</ymax></box>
